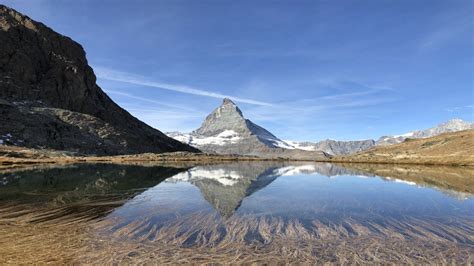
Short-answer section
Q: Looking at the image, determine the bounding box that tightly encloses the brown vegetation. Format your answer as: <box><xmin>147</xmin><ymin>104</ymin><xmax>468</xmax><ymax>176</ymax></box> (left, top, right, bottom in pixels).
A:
<box><xmin>333</xmin><ymin>130</ymin><xmax>474</xmax><ymax>166</ymax></box>
<box><xmin>0</xmin><ymin>145</ymin><xmax>290</xmax><ymax>171</ymax></box>
<box><xmin>1</xmin><ymin>203</ymin><xmax>472</xmax><ymax>264</ymax></box>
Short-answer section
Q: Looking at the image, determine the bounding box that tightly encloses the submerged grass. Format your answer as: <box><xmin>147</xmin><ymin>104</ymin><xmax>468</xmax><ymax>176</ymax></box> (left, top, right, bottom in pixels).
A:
<box><xmin>0</xmin><ymin>202</ymin><xmax>473</xmax><ymax>264</ymax></box>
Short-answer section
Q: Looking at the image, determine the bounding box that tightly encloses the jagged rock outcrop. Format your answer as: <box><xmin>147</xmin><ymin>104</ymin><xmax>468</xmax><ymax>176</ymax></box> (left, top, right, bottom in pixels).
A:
<box><xmin>0</xmin><ymin>5</ymin><xmax>198</xmax><ymax>155</ymax></box>
<box><xmin>376</xmin><ymin>119</ymin><xmax>474</xmax><ymax>146</ymax></box>
<box><xmin>168</xmin><ymin>98</ymin><xmax>330</xmax><ymax>160</ymax></box>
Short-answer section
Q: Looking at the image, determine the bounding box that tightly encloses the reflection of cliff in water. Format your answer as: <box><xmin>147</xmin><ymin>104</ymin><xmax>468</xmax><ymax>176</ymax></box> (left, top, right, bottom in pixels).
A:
<box><xmin>0</xmin><ymin>164</ymin><xmax>187</xmax><ymax>220</ymax></box>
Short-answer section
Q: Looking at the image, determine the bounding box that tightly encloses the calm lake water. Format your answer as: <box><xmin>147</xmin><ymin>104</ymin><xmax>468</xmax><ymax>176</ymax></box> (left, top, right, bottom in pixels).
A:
<box><xmin>0</xmin><ymin>162</ymin><xmax>473</xmax><ymax>263</ymax></box>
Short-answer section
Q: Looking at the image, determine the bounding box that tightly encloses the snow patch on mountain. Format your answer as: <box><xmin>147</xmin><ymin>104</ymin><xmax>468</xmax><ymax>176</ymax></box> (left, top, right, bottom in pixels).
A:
<box><xmin>263</xmin><ymin>138</ymin><xmax>295</xmax><ymax>149</ymax></box>
<box><xmin>284</xmin><ymin>140</ymin><xmax>317</xmax><ymax>151</ymax></box>
<box><xmin>167</xmin><ymin>130</ymin><xmax>242</xmax><ymax>146</ymax></box>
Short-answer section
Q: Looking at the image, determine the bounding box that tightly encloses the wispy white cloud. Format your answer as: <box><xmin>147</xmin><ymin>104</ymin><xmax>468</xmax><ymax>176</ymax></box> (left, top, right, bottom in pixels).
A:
<box><xmin>94</xmin><ymin>66</ymin><xmax>274</xmax><ymax>106</ymax></box>
<box><xmin>317</xmin><ymin>89</ymin><xmax>379</xmax><ymax>100</ymax></box>
<box><xmin>104</xmin><ymin>89</ymin><xmax>197</xmax><ymax>111</ymax></box>
<box><xmin>445</xmin><ymin>105</ymin><xmax>474</xmax><ymax>113</ymax></box>
<box><xmin>419</xmin><ymin>10</ymin><xmax>472</xmax><ymax>51</ymax></box>
<box><xmin>99</xmin><ymin>68</ymin><xmax>399</xmax><ymax>138</ymax></box>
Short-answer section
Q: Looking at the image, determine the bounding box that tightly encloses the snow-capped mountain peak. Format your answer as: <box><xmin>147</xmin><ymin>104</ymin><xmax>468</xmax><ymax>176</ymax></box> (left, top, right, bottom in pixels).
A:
<box><xmin>165</xmin><ymin>98</ymin><xmax>329</xmax><ymax>159</ymax></box>
<box><xmin>167</xmin><ymin>98</ymin><xmax>290</xmax><ymax>149</ymax></box>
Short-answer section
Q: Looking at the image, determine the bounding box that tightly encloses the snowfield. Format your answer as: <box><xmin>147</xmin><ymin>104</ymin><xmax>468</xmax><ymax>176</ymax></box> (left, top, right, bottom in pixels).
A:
<box><xmin>169</xmin><ymin>130</ymin><xmax>243</xmax><ymax>146</ymax></box>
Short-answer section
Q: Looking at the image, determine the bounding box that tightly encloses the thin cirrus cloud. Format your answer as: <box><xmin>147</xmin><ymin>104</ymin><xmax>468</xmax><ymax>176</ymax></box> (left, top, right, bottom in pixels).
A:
<box><xmin>445</xmin><ymin>105</ymin><xmax>474</xmax><ymax>113</ymax></box>
<box><xmin>104</xmin><ymin>89</ymin><xmax>198</xmax><ymax>112</ymax></box>
<box><xmin>94</xmin><ymin>66</ymin><xmax>274</xmax><ymax>107</ymax></box>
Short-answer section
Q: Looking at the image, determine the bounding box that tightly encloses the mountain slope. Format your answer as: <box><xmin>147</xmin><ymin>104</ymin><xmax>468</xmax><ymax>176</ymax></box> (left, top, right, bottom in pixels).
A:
<box><xmin>336</xmin><ymin>130</ymin><xmax>474</xmax><ymax>165</ymax></box>
<box><xmin>0</xmin><ymin>5</ymin><xmax>198</xmax><ymax>155</ymax></box>
<box><xmin>376</xmin><ymin>119</ymin><xmax>474</xmax><ymax>146</ymax></box>
<box><xmin>285</xmin><ymin>139</ymin><xmax>375</xmax><ymax>155</ymax></box>
<box><xmin>168</xmin><ymin>98</ymin><xmax>329</xmax><ymax>159</ymax></box>
<box><xmin>286</xmin><ymin>118</ymin><xmax>473</xmax><ymax>155</ymax></box>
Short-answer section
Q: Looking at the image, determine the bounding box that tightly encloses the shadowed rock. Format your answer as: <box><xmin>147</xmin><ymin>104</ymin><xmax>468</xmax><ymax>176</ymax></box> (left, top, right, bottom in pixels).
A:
<box><xmin>0</xmin><ymin>5</ymin><xmax>199</xmax><ymax>155</ymax></box>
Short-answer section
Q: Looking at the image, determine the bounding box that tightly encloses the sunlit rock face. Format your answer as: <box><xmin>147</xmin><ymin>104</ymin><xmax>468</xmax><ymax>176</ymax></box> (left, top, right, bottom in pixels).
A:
<box><xmin>167</xmin><ymin>99</ymin><xmax>329</xmax><ymax>160</ymax></box>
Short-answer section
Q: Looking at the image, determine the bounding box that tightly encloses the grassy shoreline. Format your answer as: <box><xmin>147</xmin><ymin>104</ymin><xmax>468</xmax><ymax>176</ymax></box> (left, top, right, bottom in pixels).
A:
<box><xmin>2</xmin><ymin>129</ymin><xmax>474</xmax><ymax>171</ymax></box>
<box><xmin>2</xmin><ymin>155</ymin><xmax>472</xmax><ymax>171</ymax></box>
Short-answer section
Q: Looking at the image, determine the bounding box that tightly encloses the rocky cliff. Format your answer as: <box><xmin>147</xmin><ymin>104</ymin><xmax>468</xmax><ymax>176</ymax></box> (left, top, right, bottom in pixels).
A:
<box><xmin>0</xmin><ymin>5</ymin><xmax>198</xmax><ymax>155</ymax></box>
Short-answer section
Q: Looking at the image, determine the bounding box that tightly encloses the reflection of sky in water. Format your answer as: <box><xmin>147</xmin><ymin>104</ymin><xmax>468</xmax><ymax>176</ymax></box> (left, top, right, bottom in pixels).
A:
<box><xmin>109</xmin><ymin>182</ymin><xmax>214</xmax><ymax>223</ymax></box>
<box><xmin>1</xmin><ymin>162</ymin><xmax>473</xmax><ymax>250</ymax></box>
<box><xmin>107</xmin><ymin>165</ymin><xmax>474</xmax><ymax>229</ymax></box>
<box><xmin>238</xmin><ymin>174</ymin><xmax>474</xmax><ymax>221</ymax></box>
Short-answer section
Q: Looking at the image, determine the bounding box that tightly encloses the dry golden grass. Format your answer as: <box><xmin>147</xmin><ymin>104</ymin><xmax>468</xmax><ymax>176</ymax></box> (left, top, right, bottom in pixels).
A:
<box><xmin>334</xmin><ymin>130</ymin><xmax>474</xmax><ymax>166</ymax></box>
<box><xmin>0</xmin><ymin>145</ymin><xmax>294</xmax><ymax>171</ymax></box>
<box><xmin>2</xmin><ymin>130</ymin><xmax>473</xmax><ymax>169</ymax></box>
<box><xmin>0</xmin><ymin>202</ymin><xmax>473</xmax><ymax>264</ymax></box>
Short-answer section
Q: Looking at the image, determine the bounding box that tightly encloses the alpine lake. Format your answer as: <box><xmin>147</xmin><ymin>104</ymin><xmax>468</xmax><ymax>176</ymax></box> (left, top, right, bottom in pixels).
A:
<box><xmin>0</xmin><ymin>162</ymin><xmax>473</xmax><ymax>264</ymax></box>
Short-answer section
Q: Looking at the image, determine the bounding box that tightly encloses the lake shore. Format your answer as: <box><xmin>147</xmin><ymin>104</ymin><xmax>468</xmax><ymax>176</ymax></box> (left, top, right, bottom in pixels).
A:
<box><xmin>0</xmin><ymin>145</ymin><xmax>299</xmax><ymax>170</ymax></box>
<box><xmin>2</xmin><ymin>141</ymin><xmax>473</xmax><ymax>171</ymax></box>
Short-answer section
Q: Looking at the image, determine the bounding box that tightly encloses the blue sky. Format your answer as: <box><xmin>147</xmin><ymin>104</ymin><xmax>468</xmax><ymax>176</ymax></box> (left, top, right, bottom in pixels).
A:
<box><xmin>3</xmin><ymin>0</ymin><xmax>473</xmax><ymax>141</ymax></box>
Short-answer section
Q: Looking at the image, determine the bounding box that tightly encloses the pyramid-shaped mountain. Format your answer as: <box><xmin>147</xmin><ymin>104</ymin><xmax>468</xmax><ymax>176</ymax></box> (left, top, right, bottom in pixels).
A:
<box><xmin>195</xmin><ymin>98</ymin><xmax>289</xmax><ymax>148</ymax></box>
<box><xmin>168</xmin><ymin>98</ymin><xmax>329</xmax><ymax>159</ymax></box>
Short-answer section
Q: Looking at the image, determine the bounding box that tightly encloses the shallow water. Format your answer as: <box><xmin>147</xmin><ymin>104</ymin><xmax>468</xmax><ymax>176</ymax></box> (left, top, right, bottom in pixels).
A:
<box><xmin>0</xmin><ymin>162</ymin><xmax>473</xmax><ymax>263</ymax></box>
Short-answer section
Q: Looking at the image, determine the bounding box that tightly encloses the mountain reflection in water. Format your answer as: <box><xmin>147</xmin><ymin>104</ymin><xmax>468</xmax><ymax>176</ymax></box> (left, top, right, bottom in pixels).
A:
<box><xmin>0</xmin><ymin>162</ymin><xmax>473</xmax><ymax>264</ymax></box>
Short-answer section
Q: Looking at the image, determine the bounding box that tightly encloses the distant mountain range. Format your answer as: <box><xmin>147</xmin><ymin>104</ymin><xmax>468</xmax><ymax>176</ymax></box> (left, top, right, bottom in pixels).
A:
<box><xmin>341</xmin><ymin>129</ymin><xmax>474</xmax><ymax>165</ymax></box>
<box><xmin>285</xmin><ymin>118</ymin><xmax>473</xmax><ymax>154</ymax></box>
<box><xmin>284</xmin><ymin>139</ymin><xmax>376</xmax><ymax>155</ymax></box>
<box><xmin>168</xmin><ymin>99</ymin><xmax>473</xmax><ymax>156</ymax></box>
<box><xmin>375</xmin><ymin>119</ymin><xmax>474</xmax><ymax>146</ymax></box>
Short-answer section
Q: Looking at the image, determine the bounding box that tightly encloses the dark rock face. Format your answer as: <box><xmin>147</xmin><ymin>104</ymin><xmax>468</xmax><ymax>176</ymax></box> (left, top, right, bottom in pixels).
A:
<box><xmin>0</xmin><ymin>5</ymin><xmax>199</xmax><ymax>154</ymax></box>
